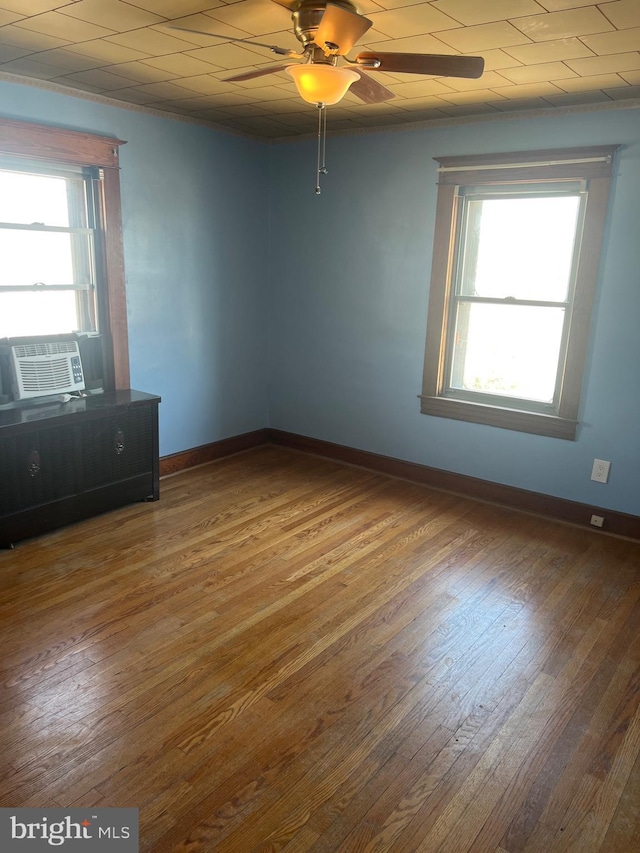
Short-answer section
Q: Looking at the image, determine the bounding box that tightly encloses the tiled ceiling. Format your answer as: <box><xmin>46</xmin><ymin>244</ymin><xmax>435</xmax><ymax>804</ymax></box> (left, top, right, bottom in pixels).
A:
<box><xmin>0</xmin><ymin>0</ymin><xmax>639</xmax><ymax>138</ymax></box>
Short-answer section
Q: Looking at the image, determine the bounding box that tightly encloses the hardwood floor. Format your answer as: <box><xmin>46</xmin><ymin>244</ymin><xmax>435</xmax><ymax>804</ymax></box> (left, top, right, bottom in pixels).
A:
<box><xmin>1</xmin><ymin>445</ymin><xmax>638</xmax><ymax>852</ymax></box>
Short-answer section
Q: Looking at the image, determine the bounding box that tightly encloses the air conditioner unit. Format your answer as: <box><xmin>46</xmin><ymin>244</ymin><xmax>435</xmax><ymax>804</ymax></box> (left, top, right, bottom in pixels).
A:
<box><xmin>9</xmin><ymin>339</ymin><xmax>85</xmax><ymax>400</ymax></box>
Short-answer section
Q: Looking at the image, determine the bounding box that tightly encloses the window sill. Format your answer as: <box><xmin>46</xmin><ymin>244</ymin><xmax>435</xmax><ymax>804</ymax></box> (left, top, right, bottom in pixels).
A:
<box><xmin>419</xmin><ymin>395</ymin><xmax>577</xmax><ymax>440</ymax></box>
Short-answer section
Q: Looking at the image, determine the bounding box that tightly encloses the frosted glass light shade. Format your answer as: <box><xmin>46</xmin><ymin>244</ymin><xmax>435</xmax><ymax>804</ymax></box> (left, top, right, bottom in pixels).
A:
<box><xmin>286</xmin><ymin>64</ymin><xmax>359</xmax><ymax>105</ymax></box>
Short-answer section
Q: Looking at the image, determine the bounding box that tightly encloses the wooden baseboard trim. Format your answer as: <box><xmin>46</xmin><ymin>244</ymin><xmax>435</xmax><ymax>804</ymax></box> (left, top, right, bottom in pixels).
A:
<box><xmin>159</xmin><ymin>428</ymin><xmax>639</xmax><ymax>540</ymax></box>
<box><xmin>159</xmin><ymin>429</ymin><xmax>270</xmax><ymax>477</ymax></box>
<box><xmin>267</xmin><ymin>429</ymin><xmax>640</xmax><ymax>542</ymax></box>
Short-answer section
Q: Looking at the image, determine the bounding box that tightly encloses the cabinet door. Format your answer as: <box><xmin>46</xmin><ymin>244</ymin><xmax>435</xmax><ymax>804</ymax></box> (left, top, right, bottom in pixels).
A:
<box><xmin>0</xmin><ymin>425</ymin><xmax>78</xmax><ymax>515</ymax></box>
<box><xmin>80</xmin><ymin>405</ymin><xmax>154</xmax><ymax>490</ymax></box>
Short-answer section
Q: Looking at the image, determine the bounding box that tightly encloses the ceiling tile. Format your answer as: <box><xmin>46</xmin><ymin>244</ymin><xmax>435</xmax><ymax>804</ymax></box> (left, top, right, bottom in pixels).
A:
<box><xmin>60</xmin><ymin>0</ymin><xmax>164</xmax><ymax>32</ymax></box>
<box><xmin>391</xmin><ymin>94</ymin><xmax>455</xmax><ymax>109</ymax></box>
<box><xmin>430</xmin><ymin>0</ymin><xmax>546</xmax><ymax>26</ymax></box>
<box><xmin>214</xmin><ymin>82</ymin><xmax>292</xmax><ymax>101</ymax></box>
<box><xmin>480</xmin><ymin>48</ymin><xmax>524</xmax><ymax>70</ymax></box>
<box><xmin>490</xmin><ymin>95</ymin><xmax>555</xmax><ymax>110</ymax></box>
<box><xmin>33</xmin><ymin>47</ymin><xmax>104</xmax><ymax>71</ymax></box>
<box><xmin>105</xmin><ymin>28</ymin><xmax>197</xmax><ymax>54</ymax></box>
<box><xmin>434</xmin><ymin>21</ymin><xmax>532</xmax><ymax>52</ymax></box>
<box><xmin>502</xmin><ymin>36</ymin><xmax>594</xmax><ymax>63</ymax></box>
<box><xmin>440</xmin><ymin>102</ymin><xmax>501</xmax><ymax>115</ymax></box>
<box><xmin>109</xmin><ymin>61</ymin><xmax>179</xmax><ymax>83</ymax></box>
<box><xmin>544</xmin><ymin>90</ymin><xmax>613</xmax><ymax>106</ymax></box>
<box><xmin>252</xmin><ymin>97</ymin><xmax>300</xmax><ymax>113</ymax></box>
<box><xmin>387</xmin><ymin>78</ymin><xmax>458</xmax><ymax>98</ymax></box>
<box><xmin>205</xmin><ymin>0</ymin><xmax>291</xmax><ymax>36</ymax></box>
<box><xmin>0</xmin><ymin>10</ymin><xmax>24</xmax><ymax>26</ymax></box>
<box><xmin>183</xmin><ymin>41</ymin><xmax>272</xmax><ymax>68</ymax></box>
<box><xmin>0</xmin><ymin>56</ymin><xmax>63</xmax><ymax>78</ymax></box>
<box><xmin>11</xmin><ymin>12</ymin><xmax>115</xmax><ymax>41</ymax></box>
<box><xmin>442</xmin><ymin>70</ymin><xmax>512</xmax><ymax>90</ymax></box>
<box><xmin>598</xmin><ymin>0</ymin><xmax>640</xmax><ymax>29</ymax></box>
<box><xmin>174</xmin><ymin>75</ymin><xmax>229</xmax><ymax>94</ymax></box>
<box><xmin>580</xmin><ymin>28</ymin><xmax>640</xmax><ymax>56</ymax></box>
<box><xmin>0</xmin><ymin>24</ymin><xmax>68</xmax><ymax>50</ymax></box>
<box><xmin>511</xmin><ymin>8</ymin><xmax>615</xmax><ymax>41</ymax></box>
<box><xmin>398</xmin><ymin>106</ymin><xmax>454</xmax><ymax>119</ymax></box>
<box><xmin>143</xmin><ymin>54</ymin><xmax>222</xmax><ymax>76</ymax></box>
<box><xmin>61</xmin><ymin>67</ymin><xmax>140</xmax><ymax>90</ymax></box>
<box><xmin>0</xmin><ymin>0</ymin><xmax>74</xmax><ymax>12</ymax></box>
<box><xmin>130</xmin><ymin>1</ymin><xmax>226</xmax><ymax>15</ymax></box>
<box><xmin>533</xmin><ymin>0</ymin><xmax>604</xmax><ymax>9</ymax></box>
<box><xmin>212</xmin><ymin>66</ymin><xmax>287</xmax><ymax>87</ymax></box>
<box><xmin>566</xmin><ymin>52</ymin><xmax>640</xmax><ymax>75</ymax></box>
<box><xmin>106</xmin><ymin>86</ymin><xmax>167</xmax><ymax>104</ymax></box>
<box><xmin>555</xmin><ymin>72</ymin><xmax>629</xmax><ymax>91</ymax></box>
<box><xmin>0</xmin><ymin>42</ymin><xmax>29</xmax><ymax>62</ymax></box>
<box><xmin>499</xmin><ymin>60</ymin><xmax>577</xmax><ymax>83</ymax></box>
<box><xmin>490</xmin><ymin>80</ymin><xmax>566</xmax><ymax>97</ymax></box>
<box><xmin>604</xmin><ymin>83</ymin><xmax>640</xmax><ymax>99</ymax></box>
<box><xmin>121</xmin><ymin>79</ymin><xmax>209</xmax><ymax>99</ymax></box>
<box><xmin>620</xmin><ymin>69</ymin><xmax>640</xmax><ymax>84</ymax></box>
<box><xmin>438</xmin><ymin>87</ymin><xmax>510</xmax><ymax>103</ymax></box>
<box><xmin>217</xmin><ymin>103</ymin><xmax>273</xmax><ymax>117</ymax></box>
<box><xmin>367</xmin><ymin>6</ymin><xmax>461</xmax><ymax>40</ymax></box>
<box><xmin>65</xmin><ymin>40</ymin><xmax>151</xmax><ymax>63</ymax></box>
<box><xmin>362</xmin><ymin>33</ymin><xmax>457</xmax><ymax>54</ymax></box>
<box><xmin>156</xmin><ymin>14</ymin><xmax>254</xmax><ymax>47</ymax></box>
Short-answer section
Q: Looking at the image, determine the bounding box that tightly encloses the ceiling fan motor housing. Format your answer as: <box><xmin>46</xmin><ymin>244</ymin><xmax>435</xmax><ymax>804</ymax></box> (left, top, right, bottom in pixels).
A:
<box><xmin>292</xmin><ymin>0</ymin><xmax>359</xmax><ymax>47</ymax></box>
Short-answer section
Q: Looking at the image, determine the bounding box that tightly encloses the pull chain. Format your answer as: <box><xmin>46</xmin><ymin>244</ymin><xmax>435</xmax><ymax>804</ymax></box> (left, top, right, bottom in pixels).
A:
<box><xmin>315</xmin><ymin>102</ymin><xmax>328</xmax><ymax>195</ymax></box>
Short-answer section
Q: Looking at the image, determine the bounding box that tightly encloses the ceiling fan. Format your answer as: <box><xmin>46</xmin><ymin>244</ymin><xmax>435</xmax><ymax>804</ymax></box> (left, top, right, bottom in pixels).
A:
<box><xmin>169</xmin><ymin>0</ymin><xmax>485</xmax><ymax>107</ymax></box>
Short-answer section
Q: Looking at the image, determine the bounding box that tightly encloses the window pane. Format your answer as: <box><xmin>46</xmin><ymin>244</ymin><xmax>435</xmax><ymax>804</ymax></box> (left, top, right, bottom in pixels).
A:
<box><xmin>450</xmin><ymin>302</ymin><xmax>565</xmax><ymax>403</ymax></box>
<box><xmin>459</xmin><ymin>195</ymin><xmax>581</xmax><ymax>302</ymax></box>
<box><xmin>0</xmin><ymin>292</ymin><xmax>79</xmax><ymax>337</ymax></box>
<box><xmin>0</xmin><ymin>170</ymin><xmax>72</xmax><ymax>227</ymax></box>
<box><xmin>0</xmin><ymin>229</ymin><xmax>83</xmax><ymax>287</ymax></box>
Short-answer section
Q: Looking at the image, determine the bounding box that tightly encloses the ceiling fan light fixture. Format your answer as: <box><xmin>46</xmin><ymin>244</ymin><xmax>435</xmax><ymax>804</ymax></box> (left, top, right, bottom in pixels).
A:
<box><xmin>286</xmin><ymin>64</ymin><xmax>359</xmax><ymax>105</ymax></box>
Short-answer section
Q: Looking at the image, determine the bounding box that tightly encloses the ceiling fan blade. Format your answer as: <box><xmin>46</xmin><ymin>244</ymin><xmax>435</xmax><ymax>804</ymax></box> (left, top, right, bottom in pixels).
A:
<box><xmin>349</xmin><ymin>70</ymin><xmax>396</xmax><ymax>104</ymax></box>
<box><xmin>314</xmin><ymin>4</ymin><xmax>372</xmax><ymax>55</ymax></box>
<box><xmin>167</xmin><ymin>25</ymin><xmax>299</xmax><ymax>57</ymax></box>
<box><xmin>224</xmin><ymin>64</ymin><xmax>293</xmax><ymax>82</ymax></box>
<box><xmin>356</xmin><ymin>52</ymin><xmax>485</xmax><ymax>79</ymax></box>
<box><xmin>270</xmin><ymin>0</ymin><xmax>298</xmax><ymax>8</ymax></box>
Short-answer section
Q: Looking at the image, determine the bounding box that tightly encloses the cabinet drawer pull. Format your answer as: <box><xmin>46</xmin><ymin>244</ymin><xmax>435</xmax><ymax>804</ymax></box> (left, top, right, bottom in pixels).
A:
<box><xmin>114</xmin><ymin>427</ymin><xmax>125</xmax><ymax>455</ymax></box>
<box><xmin>27</xmin><ymin>449</ymin><xmax>41</xmax><ymax>477</ymax></box>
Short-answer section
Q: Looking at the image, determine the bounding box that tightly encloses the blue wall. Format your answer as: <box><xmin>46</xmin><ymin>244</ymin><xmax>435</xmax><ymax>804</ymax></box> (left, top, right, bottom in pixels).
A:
<box><xmin>268</xmin><ymin>109</ymin><xmax>640</xmax><ymax>516</ymax></box>
<box><xmin>0</xmin><ymin>81</ymin><xmax>270</xmax><ymax>457</ymax></box>
<box><xmin>2</xmin><ymin>78</ymin><xmax>638</xmax><ymax>517</ymax></box>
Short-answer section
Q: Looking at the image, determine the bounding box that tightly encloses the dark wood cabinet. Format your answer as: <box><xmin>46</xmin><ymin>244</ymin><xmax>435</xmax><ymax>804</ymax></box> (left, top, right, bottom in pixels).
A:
<box><xmin>0</xmin><ymin>389</ymin><xmax>160</xmax><ymax>547</ymax></box>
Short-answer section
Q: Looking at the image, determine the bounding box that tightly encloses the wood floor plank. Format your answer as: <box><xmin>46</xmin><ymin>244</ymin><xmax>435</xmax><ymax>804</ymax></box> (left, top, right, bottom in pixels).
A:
<box><xmin>1</xmin><ymin>445</ymin><xmax>638</xmax><ymax>852</ymax></box>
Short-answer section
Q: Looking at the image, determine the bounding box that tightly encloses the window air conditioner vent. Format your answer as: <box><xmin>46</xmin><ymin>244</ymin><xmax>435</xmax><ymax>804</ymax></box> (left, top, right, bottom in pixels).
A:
<box><xmin>9</xmin><ymin>340</ymin><xmax>85</xmax><ymax>400</ymax></box>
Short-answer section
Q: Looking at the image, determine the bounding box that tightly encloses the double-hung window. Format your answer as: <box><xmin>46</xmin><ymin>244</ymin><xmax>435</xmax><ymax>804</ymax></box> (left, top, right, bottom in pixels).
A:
<box><xmin>420</xmin><ymin>146</ymin><xmax>618</xmax><ymax>440</ymax></box>
<box><xmin>0</xmin><ymin>160</ymin><xmax>99</xmax><ymax>338</ymax></box>
<box><xmin>0</xmin><ymin>117</ymin><xmax>129</xmax><ymax>390</ymax></box>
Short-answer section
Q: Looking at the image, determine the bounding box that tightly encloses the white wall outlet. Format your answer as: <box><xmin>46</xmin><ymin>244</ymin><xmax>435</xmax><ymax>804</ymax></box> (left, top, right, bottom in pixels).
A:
<box><xmin>590</xmin><ymin>514</ymin><xmax>605</xmax><ymax>528</ymax></box>
<box><xmin>591</xmin><ymin>459</ymin><xmax>610</xmax><ymax>483</ymax></box>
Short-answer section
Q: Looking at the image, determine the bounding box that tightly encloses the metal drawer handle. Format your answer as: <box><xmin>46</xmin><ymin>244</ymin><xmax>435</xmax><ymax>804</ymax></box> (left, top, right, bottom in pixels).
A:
<box><xmin>114</xmin><ymin>427</ymin><xmax>125</xmax><ymax>455</ymax></box>
<box><xmin>27</xmin><ymin>449</ymin><xmax>41</xmax><ymax>477</ymax></box>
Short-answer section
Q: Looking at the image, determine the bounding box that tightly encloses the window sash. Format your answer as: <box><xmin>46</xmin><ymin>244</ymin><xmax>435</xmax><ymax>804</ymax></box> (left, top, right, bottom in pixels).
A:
<box><xmin>420</xmin><ymin>146</ymin><xmax>618</xmax><ymax>440</ymax></box>
<box><xmin>0</xmin><ymin>162</ymin><xmax>99</xmax><ymax>334</ymax></box>
<box><xmin>439</xmin><ymin>185</ymin><xmax>587</xmax><ymax>414</ymax></box>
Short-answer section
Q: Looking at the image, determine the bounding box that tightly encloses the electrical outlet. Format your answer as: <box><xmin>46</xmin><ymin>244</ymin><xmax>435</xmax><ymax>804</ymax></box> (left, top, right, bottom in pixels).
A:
<box><xmin>590</xmin><ymin>514</ymin><xmax>605</xmax><ymax>528</ymax></box>
<box><xmin>591</xmin><ymin>459</ymin><xmax>610</xmax><ymax>484</ymax></box>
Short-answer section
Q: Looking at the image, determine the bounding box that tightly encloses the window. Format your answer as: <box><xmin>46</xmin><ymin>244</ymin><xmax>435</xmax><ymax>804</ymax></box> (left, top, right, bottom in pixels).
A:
<box><xmin>420</xmin><ymin>146</ymin><xmax>618</xmax><ymax>440</ymax></box>
<box><xmin>0</xmin><ymin>117</ymin><xmax>129</xmax><ymax>390</ymax></box>
<box><xmin>0</xmin><ymin>161</ymin><xmax>99</xmax><ymax>338</ymax></box>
